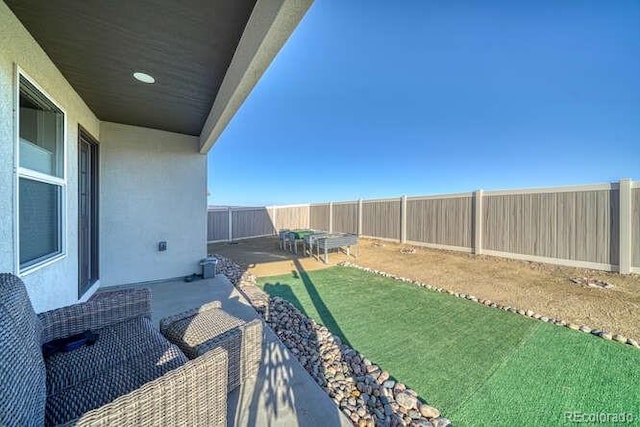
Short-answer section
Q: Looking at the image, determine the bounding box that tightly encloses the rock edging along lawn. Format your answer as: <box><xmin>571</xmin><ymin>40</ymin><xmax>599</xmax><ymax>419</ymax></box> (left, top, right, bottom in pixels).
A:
<box><xmin>338</xmin><ymin>261</ymin><xmax>640</xmax><ymax>350</ymax></box>
<box><xmin>212</xmin><ymin>254</ymin><xmax>451</xmax><ymax>427</ymax></box>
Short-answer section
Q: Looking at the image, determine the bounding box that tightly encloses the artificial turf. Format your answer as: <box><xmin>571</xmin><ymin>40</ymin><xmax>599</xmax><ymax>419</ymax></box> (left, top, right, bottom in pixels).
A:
<box><xmin>257</xmin><ymin>266</ymin><xmax>640</xmax><ymax>426</ymax></box>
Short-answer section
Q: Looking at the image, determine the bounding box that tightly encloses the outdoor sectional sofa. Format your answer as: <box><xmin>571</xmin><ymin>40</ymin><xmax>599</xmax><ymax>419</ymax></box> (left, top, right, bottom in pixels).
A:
<box><xmin>0</xmin><ymin>273</ymin><xmax>228</xmax><ymax>426</ymax></box>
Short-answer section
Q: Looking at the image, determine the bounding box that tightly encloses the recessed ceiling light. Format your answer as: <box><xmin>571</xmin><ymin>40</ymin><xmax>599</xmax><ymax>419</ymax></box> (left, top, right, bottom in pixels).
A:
<box><xmin>133</xmin><ymin>72</ymin><xmax>155</xmax><ymax>84</ymax></box>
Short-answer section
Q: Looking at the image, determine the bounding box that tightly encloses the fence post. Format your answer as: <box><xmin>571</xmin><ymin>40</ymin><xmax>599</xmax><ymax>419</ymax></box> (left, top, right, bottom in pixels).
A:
<box><xmin>271</xmin><ymin>206</ymin><xmax>277</xmax><ymax>234</ymax></box>
<box><xmin>400</xmin><ymin>195</ymin><xmax>407</xmax><ymax>243</ymax></box>
<box><xmin>357</xmin><ymin>199</ymin><xmax>363</xmax><ymax>236</ymax></box>
<box><xmin>619</xmin><ymin>179</ymin><xmax>632</xmax><ymax>274</ymax></box>
<box><xmin>227</xmin><ymin>207</ymin><xmax>233</xmax><ymax>242</ymax></box>
<box><xmin>473</xmin><ymin>190</ymin><xmax>483</xmax><ymax>254</ymax></box>
<box><xmin>329</xmin><ymin>202</ymin><xmax>333</xmax><ymax>233</ymax></box>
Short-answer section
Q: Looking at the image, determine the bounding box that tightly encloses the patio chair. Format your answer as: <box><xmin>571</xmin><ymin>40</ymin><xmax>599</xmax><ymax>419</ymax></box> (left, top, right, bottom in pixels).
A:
<box><xmin>287</xmin><ymin>229</ymin><xmax>315</xmax><ymax>254</ymax></box>
<box><xmin>0</xmin><ymin>273</ymin><xmax>228</xmax><ymax>426</ymax></box>
<box><xmin>278</xmin><ymin>229</ymin><xmax>291</xmax><ymax>250</ymax></box>
<box><xmin>160</xmin><ymin>301</ymin><xmax>263</xmax><ymax>392</ymax></box>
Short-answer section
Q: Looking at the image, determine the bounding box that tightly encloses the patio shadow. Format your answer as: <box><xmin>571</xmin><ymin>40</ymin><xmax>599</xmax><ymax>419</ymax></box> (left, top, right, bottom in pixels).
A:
<box><xmin>237</xmin><ymin>286</ymin><xmax>344</xmax><ymax>426</ymax></box>
<box><xmin>118</xmin><ymin>275</ymin><xmax>347</xmax><ymax>426</ymax></box>
<box><xmin>219</xmin><ymin>263</ymin><xmax>346</xmax><ymax>426</ymax></box>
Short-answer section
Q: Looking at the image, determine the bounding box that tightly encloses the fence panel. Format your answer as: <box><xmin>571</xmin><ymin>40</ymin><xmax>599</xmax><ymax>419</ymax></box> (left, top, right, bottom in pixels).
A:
<box><xmin>274</xmin><ymin>205</ymin><xmax>310</xmax><ymax>231</ymax></box>
<box><xmin>362</xmin><ymin>199</ymin><xmax>401</xmax><ymax>240</ymax></box>
<box><xmin>483</xmin><ymin>190</ymin><xmax>618</xmax><ymax>265</ymax></box>
<box><xmin>207</xmin><ymin>210</ymin><xmax>229</xmax><ymax>242</ymax></box>
<box><xmin>208</xmin><ymin>180</ymin><xmax>635</xmax><ymax>272</ymax></box>
<box><xmin>406</xmin><ymin>196</ymin><xmax>472</xmax><ymax>248</ymax></box>
<box><xmin>232</xmin><ymin>208</ymin><xmax>274</xmax><ymax>239</ymax></box>
<box><xmin>333</xmin><ymin>202</ymin><xmax>358</xmax><ymax>234</ymax></box>
<box><xmin>310</xmin><ymin>204</ymin><xmax>330</xmax><ymax>231</ymax></box>
<box><xmin>633</xmin><ymin>188</ymin><xmax>640</xmax><ymax>268</ymax></box>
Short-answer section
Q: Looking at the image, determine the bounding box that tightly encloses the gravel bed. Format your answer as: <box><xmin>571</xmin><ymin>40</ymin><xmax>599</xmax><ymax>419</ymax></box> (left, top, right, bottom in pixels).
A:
<box><xmin>212</xmin><ymin>254</ymin><xmax>451</xmax><ymax>427</ymax></box>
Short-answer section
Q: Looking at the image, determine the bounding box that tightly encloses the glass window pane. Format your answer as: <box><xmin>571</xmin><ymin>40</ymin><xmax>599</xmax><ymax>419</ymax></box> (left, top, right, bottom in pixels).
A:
<box><xmin>19</xmin><ymin>178</ymin><xmax>61</xmax><ymax>268</ymax></box>
<box><xmin>19</xmin><ymin>76</ymin><xmax>64</xmax><ymax>178</ymax></box>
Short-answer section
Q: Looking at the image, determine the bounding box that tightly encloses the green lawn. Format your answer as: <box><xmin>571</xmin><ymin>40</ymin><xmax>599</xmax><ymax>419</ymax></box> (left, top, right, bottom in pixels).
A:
<box><xmin>258</xmin><ymin>267</ymin><xmax>640</xmax><ymax>426</ymax></box>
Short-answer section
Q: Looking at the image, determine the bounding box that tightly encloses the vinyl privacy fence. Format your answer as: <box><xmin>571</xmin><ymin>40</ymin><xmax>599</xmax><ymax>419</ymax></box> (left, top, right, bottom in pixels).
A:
<box><xmin>208</xmin><ymin>179</ymin><xmax>639</xmax><ymax>274</ymax></box>
<box><xmin>207</xmin><ymin>205</ymin><xmax>310</xmax><ymax>242</ymax></box>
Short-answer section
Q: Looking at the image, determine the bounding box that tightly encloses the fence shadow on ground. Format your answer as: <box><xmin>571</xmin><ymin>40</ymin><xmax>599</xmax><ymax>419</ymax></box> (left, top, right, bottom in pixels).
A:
<box><xmin>262</xmin><ymin>281</ymin><xmax>309</xmax><ymax>317</ymax></box>
<box><xmin>259</xmin><ymin>257</ymin><xmax>352</xmax><ymax>349</ymax></box>
<box><xmin>293</xmin><ymin>258</ymin><xmax>352</xmax><ymax>348</ymax></box>
<box><xmin>218</xmin><ymin>257</ymin><xmax>346</xmax><ymax>427</ymax></box>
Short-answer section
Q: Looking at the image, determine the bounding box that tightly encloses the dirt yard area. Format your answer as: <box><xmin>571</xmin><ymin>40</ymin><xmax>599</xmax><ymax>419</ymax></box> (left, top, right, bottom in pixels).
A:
<box><xmin>209</xmin><ymin>237</ymin><xmax>640</xmax><ymax>340</ymax></box>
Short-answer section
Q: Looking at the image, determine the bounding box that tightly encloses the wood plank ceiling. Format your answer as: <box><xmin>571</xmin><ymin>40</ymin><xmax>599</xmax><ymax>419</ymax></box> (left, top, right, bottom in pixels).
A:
<box><xmin>6</xmin><ymin>0</ymin><xmax>257</xmax><ymax>136</ymax></box>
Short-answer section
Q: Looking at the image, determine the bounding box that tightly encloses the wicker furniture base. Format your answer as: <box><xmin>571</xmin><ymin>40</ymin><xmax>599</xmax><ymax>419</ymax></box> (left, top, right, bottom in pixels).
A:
<box><xmin>0</xmin><ymin>273</ymin><xmax>228</xmax><ymax>426</ymax></box>
<box><xmin>160</xmin><ymin>302</ymin><xmax>263</xmax><ymax>392</ymax></box>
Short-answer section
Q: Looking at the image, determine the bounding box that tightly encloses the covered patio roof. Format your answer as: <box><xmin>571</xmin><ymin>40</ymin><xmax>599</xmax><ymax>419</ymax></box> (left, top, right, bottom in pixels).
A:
<box><xmin>5</xmin><ymin>0</ymin><xmax>311</xmax><ymax>152</ymax></box>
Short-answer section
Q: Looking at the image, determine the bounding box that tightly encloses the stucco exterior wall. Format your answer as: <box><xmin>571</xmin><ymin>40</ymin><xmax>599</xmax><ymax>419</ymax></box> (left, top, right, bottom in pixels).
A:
<box><xmin>99</xmin><ymin>122</ymin><xmax>207</xmax><ymax>287</ymax></box>
<box><xmin>0</xmin><ymin>2</ymin><xmax>100</xmax><ymax>312</ymax></box>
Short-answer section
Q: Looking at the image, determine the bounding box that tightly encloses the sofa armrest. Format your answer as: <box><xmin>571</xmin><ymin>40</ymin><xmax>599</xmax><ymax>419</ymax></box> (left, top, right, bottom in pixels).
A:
<box><xmin>159</xmin><ymin>300</ymin><xmax>222</xmax><ymax>332</ymax></box>
<box><xmin>69</xmin><ymin>347</ymin><xmax>228</xmax><ymax>427</ymax></box>
<box><xmin>39</xmin><ymin>288</ymin><xmax>151</xmax><ymax>344</ymax></box>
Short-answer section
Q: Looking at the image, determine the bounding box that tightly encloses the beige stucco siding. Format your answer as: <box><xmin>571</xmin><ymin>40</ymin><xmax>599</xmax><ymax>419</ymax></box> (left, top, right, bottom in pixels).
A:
<box><xmin>0</xmin><ymin>2</ymin><xmax>100</xmax><ymax>312</ymax></box>
<box><xmin>99</xmin><ymin>122</ymin><xmax>207</xmax><ymax>287</ymax></box>
<box><xmin>1</xmin><ymin>3</ymin><xmax>207</xmax><ymax>308</ymax></box>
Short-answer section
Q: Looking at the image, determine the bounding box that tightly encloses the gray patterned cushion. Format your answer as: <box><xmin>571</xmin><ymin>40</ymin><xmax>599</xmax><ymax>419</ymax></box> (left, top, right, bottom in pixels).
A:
<box><xmin>44</xmin><ymin>317</ymin><xmax>188</xmax><ymax>426</ymax></box>
<box><xmin>0</xmin><ymin>273</ymin><xmax>46</xmax><ymax>427</ymax></box>
<box><xmin>160</xmin><ymin>305</ymin><xmax>263</xmax><ymax>392</ymax></box>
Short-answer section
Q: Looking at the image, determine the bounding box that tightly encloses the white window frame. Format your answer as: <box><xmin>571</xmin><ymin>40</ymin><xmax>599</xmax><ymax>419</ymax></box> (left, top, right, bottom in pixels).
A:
<box><xmin>14</xmin><ymin>66</ymin><xmax>68</xmax><ymax>276</ymax></box>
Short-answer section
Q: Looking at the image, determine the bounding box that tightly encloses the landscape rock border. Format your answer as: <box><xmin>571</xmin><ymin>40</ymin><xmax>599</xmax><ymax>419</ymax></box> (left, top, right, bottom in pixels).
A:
<box><xmin>212</xmin><ymin>254</ymin><xmax>452</xmax><ymax>427</ymax></box>
<box><xmin>339</xmin><ymin>261</ymin><xmax>640</xmax><ymax>350</ymax></box>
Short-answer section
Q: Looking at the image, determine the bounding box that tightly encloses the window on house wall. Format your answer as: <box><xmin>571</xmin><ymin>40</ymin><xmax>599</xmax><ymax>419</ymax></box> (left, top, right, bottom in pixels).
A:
<box><xmin>18</xmin><ymin>74</ymin><xmax>66</xmax><ymax>271</ymax></box>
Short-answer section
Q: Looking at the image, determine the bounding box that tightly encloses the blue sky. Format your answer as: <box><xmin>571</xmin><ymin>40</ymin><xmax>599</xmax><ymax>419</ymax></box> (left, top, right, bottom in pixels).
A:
<box><xmin>208</xmin><ymin>0</ymin><xmax>640</xmax><ymax>206</ymax></box>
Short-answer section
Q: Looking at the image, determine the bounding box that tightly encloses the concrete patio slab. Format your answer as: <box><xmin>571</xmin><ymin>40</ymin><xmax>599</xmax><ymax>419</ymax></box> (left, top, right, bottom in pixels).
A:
<box><xmin>102</xmin><ymin>275</ymin><xmax>350</xmax><ymax>427</ymax></box>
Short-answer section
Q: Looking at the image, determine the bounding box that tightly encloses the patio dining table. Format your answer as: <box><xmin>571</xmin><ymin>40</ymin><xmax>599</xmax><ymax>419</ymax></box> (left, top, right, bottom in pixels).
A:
<box><xmin>303</xmin><ymin>231</ymin><xmax>330</xmax><ymax>256</ymax></box>
<box><xmin>314</xmin><ymin>233</ymin><xmax>358</xmax><ymax>263</ymax></box>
